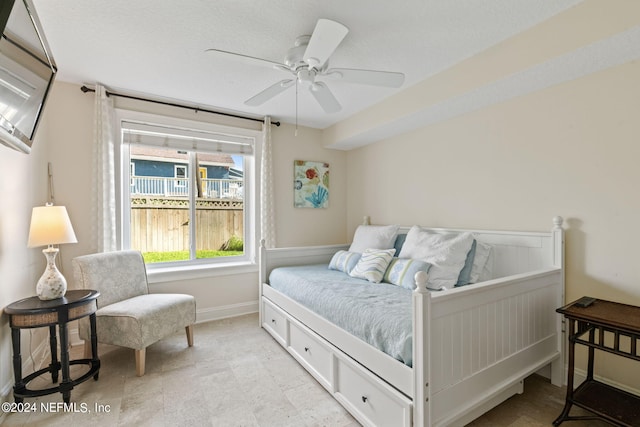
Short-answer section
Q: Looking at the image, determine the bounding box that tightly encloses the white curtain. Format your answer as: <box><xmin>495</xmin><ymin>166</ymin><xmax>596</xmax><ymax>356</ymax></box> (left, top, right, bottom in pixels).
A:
<box><xmin>91</xmin><ymin>84</ymin><xmax>117</xmax><ymax>252</ymax></box>
<box><xmin>260</xmin><ymin>116</ymin><xmax>276</xmax><ymax>248</ymax></box>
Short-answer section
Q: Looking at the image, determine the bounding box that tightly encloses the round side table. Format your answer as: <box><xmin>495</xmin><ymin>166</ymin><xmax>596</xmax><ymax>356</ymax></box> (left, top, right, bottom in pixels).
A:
<box><xmin>5</xmin><ymin>289</ymin><xmax>101</xmax><ymax>403</ymax></box>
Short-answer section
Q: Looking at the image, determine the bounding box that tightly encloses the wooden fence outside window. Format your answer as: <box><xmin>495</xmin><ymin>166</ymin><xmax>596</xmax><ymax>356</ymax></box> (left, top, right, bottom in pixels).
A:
<box><xmin>130</xmin><ymin>197</ymin><xmax>243</xmax><ymax>252</ymax></box>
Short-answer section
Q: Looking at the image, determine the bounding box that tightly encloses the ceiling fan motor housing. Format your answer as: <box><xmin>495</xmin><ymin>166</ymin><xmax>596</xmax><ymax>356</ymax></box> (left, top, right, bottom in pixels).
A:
<box><xmin>297</xmin><ymin>68</ymin><xmax>317</xmax><ymax>86</ymax></box>
<box><xmin>285</xmin><ymin>35</ymin><xmax>327</xmax><ymax>74</ymax></box>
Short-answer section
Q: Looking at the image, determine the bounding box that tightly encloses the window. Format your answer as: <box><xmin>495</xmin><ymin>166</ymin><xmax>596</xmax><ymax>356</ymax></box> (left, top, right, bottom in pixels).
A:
<box><xmin>174</xmin><ymin>165</ymin><xmax>187</xmax><ymax>186</ymax></box>
<box><xmin>117</xmin><ymin>111</ymin><xmax>259</xmax><ymax>269</ymax></box>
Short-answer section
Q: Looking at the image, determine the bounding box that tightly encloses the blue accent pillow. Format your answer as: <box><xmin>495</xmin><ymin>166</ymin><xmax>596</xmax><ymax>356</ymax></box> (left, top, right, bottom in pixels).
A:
<box><xmin>456</xmin><ymin>240</ymin><xmax>477</xmax><ymax>286</ymax></box>
<box><xmin>393</xmin><ymin>233</ymin><xmax>407</xmax><ymax>255</ymax></box>
<box><xmin>328</xmin><ymin>250</ymin><xmax>361</xmax><ymax>274</ymax></box>
<box><xmin>384</xmin><ymin>257</ymin><xmax>431</xmax><ymax>290</ymax></box>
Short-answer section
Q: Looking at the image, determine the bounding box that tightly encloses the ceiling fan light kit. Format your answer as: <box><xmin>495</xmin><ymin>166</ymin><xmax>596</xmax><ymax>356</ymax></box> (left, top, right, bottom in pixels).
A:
<box><xmin>206</xmin><ymin>18</ymin><xmax>405</xmax><ymax>115</ymax></box>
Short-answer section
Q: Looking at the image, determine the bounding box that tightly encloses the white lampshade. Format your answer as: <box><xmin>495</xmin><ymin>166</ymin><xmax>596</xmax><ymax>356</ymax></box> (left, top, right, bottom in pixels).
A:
<box><xmin>27</xmin><ymin>204</ymin><xmax>77</xmax><ymax>248</ymax></box>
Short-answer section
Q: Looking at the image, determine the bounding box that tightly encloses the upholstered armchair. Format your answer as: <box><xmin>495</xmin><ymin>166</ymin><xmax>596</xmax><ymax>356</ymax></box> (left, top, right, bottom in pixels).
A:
<box><xmin>72</xmin><ymin>250</ymin><xmax>196</xmax><ymax>376</ymax></box>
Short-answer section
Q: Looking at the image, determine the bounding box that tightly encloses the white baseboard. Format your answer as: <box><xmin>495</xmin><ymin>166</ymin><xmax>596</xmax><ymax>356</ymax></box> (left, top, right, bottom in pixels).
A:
<box><xmin>69</xmin><ymin>327</ymin><xmax>82</xmax><ymax>347</ymax></box>
<box><xmin>571</xmin><ymin>367</ymin><xmax>640</xmax><ymax>396</ymax></box>
<box><xmin>195</xmin><ymin>301</ymin><xmax>258</xmax><ymax>323</ymax></box>
<box><xmin>69</xmin><ymin>301</ymin><xmax>259</xmax><ymax>348</ymax></box>
<box><xmin>534</xmin><ymin>363</ymin><xmax>640</xmax><ymax>397</ymax></box>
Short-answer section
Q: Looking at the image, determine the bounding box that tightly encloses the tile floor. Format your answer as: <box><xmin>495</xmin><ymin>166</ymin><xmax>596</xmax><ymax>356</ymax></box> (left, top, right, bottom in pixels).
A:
<box><xmin>2</xmin><ymin>313</ymin><xmax>610</xmax><ymax>426</ymax></box>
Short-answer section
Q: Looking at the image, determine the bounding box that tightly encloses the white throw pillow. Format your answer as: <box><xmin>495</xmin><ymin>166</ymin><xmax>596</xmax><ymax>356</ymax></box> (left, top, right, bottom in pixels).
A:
<box><xmin>469</xmin><ymin>241</ymin><xmax>492</xmax><ymax>283</ymax></box>
<box><xmin>349</xmin><ymin>248</ymin><xmax>396</xmax><ymax>283</ymax></box>
<box><xmin>476</xmin><ymin>245</ymin><xmax>494</xmax><ymax>282</ymax></box>
<box><xmin>399</xmin><ymin>226</ymin><xmax>475</xmax><ymax>289</ymax></box>
<box><xmin>348</xmin><ymin>225</ymin><xmax>399</xmax><ymax>253</ymax></box>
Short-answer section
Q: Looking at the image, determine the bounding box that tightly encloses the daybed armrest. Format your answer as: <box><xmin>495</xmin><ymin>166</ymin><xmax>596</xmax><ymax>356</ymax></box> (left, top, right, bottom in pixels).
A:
<box><xmin>259</xmin><ymin>241</ymin><xmax>349</xmax><ymax>285</ymax></box>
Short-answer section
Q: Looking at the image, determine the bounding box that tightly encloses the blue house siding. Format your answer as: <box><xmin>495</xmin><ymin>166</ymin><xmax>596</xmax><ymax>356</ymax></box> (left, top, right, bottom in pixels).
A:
<box><xmin>132</xmin><ymin>159</ymin><xmax>231</xmax><ymax>179</ymax></box>
<box><xmin>129</xmin><ymin>146</ymin><xmax>240</xmax><ymax>197</ymax></box>
<box><xmin>205</xmin><ymin>165</ymin><xmax>231</xmax><ymax>179</ymax></box>
<box><xmin>130</xmin><ymin>158</ymin><xmax>239</xmax><ymax>198</ymax></box>
<box><xmin>134</xmin><ymin>159</ymin><xmax>183</xmax><ymax>178</ymax></box>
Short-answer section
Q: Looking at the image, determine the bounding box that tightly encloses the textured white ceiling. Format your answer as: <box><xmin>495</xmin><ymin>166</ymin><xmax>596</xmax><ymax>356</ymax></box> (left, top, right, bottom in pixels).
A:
<box><xmin>32</xmin><ymin>0</ymin><xmax>582</xmax><ymax>129</ymax></box>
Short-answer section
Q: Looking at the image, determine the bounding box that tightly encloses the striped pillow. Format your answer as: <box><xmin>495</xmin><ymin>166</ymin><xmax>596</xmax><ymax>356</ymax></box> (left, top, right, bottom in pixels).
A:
<box><xmin>383</xmin><ymin>258</ymin><xmax>431</xmax><ymax>290</ymax></box>
<box><xmin>328</xmin><ymin>250</ymin><xmax>361</xmax><ymax>274</ymax></box>
<box><xmin>349</xmin><ymin>248</ymin><xmax>396</xmax><ymax>283</ymax></box>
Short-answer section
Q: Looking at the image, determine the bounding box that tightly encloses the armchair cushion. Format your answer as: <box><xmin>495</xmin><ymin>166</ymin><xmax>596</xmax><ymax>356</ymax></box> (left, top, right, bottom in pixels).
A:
<box><xmin>79</xmin><ymin>293</ymin><xmax>196</xmax><ymax>349</ymax></box>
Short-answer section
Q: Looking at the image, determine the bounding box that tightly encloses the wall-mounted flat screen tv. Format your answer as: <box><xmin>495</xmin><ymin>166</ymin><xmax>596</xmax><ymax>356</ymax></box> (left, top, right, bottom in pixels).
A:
<box><xmin>0</xmin><ymin>0</ymin><xmax>56</xmax><ymax>154</ymax></box>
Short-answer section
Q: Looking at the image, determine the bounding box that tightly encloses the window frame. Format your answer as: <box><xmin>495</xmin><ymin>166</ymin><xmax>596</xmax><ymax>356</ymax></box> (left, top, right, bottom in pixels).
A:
<box><xmin>174</xmin><ymin>164</ymin><xmax>187</xmax><ymax>187</ymax></box>
<box><xmin>115</xmin><ymin>108</ymin><xmax>261</xmax><ymax>280</ymax></box>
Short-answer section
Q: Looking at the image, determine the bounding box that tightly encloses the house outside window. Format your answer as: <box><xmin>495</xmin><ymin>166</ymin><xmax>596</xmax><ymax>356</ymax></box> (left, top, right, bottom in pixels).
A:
<box><xmin>117</xmin><ymin>110</ymin><xmax>259</xmax><ymax>269</ymax></box>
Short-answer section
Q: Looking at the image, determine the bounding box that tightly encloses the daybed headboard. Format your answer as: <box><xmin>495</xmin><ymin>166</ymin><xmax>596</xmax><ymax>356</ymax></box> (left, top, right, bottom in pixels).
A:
<box><xmin>397</xmin><ymin>216</ymin><xmax>564</xmax><ymax>281</ymax></box>
<box><xmin>259</xmin><ymin>217</ymin><xmax>564</xmax><ymax>286</ymax></box>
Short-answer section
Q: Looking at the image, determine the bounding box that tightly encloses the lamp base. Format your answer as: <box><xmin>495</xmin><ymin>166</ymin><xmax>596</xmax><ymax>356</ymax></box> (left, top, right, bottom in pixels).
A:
<box><xmin>36</xmin><ymin>247</ymin><xmax>67</xmax><ymax>300</ymax></box>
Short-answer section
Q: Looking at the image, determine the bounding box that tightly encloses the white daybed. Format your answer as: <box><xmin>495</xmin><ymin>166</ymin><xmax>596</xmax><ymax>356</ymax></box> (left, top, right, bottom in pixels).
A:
<box><xmin>259</xmin><ymin>218</ymin><xmax>565</xmax><ymax>426</ymax></box>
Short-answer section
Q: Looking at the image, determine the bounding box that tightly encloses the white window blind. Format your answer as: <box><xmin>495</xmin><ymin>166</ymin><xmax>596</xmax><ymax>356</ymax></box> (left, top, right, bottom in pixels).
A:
<box><xmin>121</xmin><ymin>120</ymin><xmax>254</xmax><ymax>155</ymax></box>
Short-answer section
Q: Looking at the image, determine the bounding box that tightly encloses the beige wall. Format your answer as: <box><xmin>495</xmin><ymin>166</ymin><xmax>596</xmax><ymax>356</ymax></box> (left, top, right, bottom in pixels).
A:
<box><xmin>0</xmin><ymin>100</ymin><xmax>51</xmax><ymax>407</ymax></box>
<box><xmin>337</xmin><ymin>7</ymin><xmax>640</xmax><ymax>390</ymax></box>
<box><xmin>271</xmin><ymin>123</ymin><xmax>347</xmax><ymax>247</ymax></box>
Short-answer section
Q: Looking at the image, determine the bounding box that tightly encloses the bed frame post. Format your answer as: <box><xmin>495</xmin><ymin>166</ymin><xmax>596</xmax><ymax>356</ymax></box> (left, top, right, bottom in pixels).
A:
<box><xmin>551</xmin><ymin>216</ymin><xmax>565</xmax><ymax>386</ymax></box>
<box><xmin>258</xmin><ymin>239</ymin><xmax>267</xmax><ymax>326</ymax></box>
<box><xmin>413</xmin><ymin>270</ymin><xmax>431</xmax><ymax>426</ymax></box>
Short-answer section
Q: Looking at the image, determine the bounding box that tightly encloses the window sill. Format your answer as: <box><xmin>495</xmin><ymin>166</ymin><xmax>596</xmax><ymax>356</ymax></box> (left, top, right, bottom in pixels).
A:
<box><xmin>146</xmin><ymin>260</ymin><xmax>258</xmax><ymax>284</ymax></box>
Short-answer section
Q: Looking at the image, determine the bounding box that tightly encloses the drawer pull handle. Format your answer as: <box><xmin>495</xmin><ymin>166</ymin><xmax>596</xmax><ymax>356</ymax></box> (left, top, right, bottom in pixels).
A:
<box><xmin>361</xmin><ymin>396</ymin><xmax>368</xmax><ymax>403</ymax></box>
<box><xmin>271</xmin><ymin>319</ymin><xmax>276</xmax><ymax>323</ymax></box>
<box><xmin>304</xmin><ymin>347</ymin><xmax>309</xmax><ymax>352</ymax></box>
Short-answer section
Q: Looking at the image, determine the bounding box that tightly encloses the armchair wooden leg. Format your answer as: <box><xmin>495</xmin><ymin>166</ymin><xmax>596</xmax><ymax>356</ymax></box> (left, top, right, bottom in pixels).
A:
<box><xmin>135</xmin><ymin>348</ymin><xmax>146</xmax><ymax>377</ymax></box>
<box><xmin>186</xmin><ymin>325</ymin><xmax>194</xmax><ymax>347</ymax></box>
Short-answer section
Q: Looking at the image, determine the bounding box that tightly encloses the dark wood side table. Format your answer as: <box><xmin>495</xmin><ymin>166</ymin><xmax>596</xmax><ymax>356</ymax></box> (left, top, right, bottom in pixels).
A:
<box><xmin>5</xmin><ymin>289</ymin><xmax>100</xmax><ymax>404</ymax></box>
<box><xmin>554</xmin><ymin>298</ymin><xmax>640</xmax><ymax>426</ymax></box>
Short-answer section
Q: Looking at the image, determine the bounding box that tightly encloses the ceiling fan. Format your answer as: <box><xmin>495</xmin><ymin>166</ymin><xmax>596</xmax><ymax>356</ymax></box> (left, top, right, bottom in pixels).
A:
<box><xmin>206</xmin><ymin>19</ymin><xmax>405</xmax><ymax>114</ymax></box>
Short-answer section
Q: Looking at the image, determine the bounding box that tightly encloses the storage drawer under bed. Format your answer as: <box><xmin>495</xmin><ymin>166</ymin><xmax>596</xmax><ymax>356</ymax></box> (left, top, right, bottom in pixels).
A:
<box><xmin>261</xmin><ymin>295</ymin><xmax>412</xmax><ymax>427</ymax></box>
<box><xmin>288</xmin><ymin>319</ymin><xmax>332</xmax><ymax>389</ymax></box>
<box><xmin>262</xmin><ymin>298</ymin><xmax>288</xmax><ymax>345</ymax></box>
<box><xmin>334</xmin><ymin>356</ymin><xmax>412</xmax><ymax>427</ymax></box>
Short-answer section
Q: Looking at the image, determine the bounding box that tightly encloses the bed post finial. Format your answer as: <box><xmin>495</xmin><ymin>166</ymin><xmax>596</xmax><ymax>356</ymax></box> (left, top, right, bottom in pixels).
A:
<box><xmin>553</xmin><ymin>216</ymin><xmax>563</xmax><ymax>229</ymax></box>
<box><xmin>414</xmin><ymin>270</ymin><xmax>429</xmax><ymax>294</ymax></box>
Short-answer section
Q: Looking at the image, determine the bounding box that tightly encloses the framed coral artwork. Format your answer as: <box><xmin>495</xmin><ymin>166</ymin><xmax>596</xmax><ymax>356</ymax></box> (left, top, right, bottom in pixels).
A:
<box><xmin>294</xmin><ymin>160</ymin><xmax>329</xmax><ymax>208</ymax></box>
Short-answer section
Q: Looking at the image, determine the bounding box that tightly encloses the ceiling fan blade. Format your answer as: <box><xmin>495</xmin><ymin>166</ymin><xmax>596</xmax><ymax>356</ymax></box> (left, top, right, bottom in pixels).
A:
<box><xmin>309</xmin><ymin>82</ymin><xmax>341</xmax><ymax>113</ymax></box>
<box><xmin>324</xmin><ymin>68</ymin><xmax>405</xmax><ymax>88</ymax></box>
<box><xmin>206</xmin><ymin>48</ymin><xmax>287</xmax><ymax>71</ymax></box>
<box><xmin>245</xmin><ymin>79</ymin><xmax>295</xmax><ymax>106</ymax></box>
<box><xmin>303</xmin><ymin>19</ymin><xmax>349</xmax><ymax>69</ymax></box>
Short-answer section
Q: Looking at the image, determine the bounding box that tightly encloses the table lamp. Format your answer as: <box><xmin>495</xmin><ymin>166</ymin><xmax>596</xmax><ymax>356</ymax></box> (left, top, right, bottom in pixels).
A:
<box><xmin>27</xmin><ymin>203</ymin><xmax>78</xmax><ymax>300</ymax></box>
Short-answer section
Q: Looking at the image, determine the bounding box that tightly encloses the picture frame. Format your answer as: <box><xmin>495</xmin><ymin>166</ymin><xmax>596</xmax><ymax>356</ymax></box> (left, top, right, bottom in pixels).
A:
<box><xmin>294</xmin><ymin>160</ymin><xmax>329</xmax><ymax>208</ymax></box>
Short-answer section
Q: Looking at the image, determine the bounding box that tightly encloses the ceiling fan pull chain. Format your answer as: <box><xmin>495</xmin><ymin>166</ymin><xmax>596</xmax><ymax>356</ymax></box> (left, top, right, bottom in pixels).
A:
<box><xmin>295</xmin><ymin>79</ymin><xmax>299</xmax><ymax>136</ymax></box>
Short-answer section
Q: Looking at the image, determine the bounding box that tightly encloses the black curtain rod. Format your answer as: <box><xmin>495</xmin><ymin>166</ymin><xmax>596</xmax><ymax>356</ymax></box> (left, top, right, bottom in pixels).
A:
<box><xmin>80</xmin><ymin>85</ymin><xmax>280</xmax><ymax>127</ymax></box>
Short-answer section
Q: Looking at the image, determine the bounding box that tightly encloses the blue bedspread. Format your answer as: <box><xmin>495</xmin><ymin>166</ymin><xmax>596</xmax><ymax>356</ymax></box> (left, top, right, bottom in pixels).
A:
<box><xmin>268</xmin><ymin>264</ymin><xmax>413</xmax><ymax>366</ymax></box>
